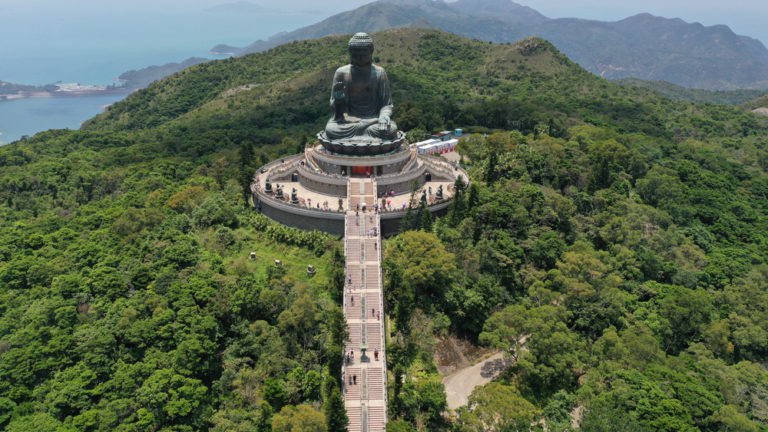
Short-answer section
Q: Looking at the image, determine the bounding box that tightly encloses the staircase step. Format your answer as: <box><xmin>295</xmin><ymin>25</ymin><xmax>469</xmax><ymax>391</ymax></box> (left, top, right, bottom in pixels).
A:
<box><xmin>344</xmin><ymin>179</ymin><xmax>387</xmax><ymax>431</ymax></box>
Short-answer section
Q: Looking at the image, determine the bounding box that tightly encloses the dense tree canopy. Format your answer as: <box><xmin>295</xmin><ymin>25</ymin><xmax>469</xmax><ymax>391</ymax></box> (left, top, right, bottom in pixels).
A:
<box><xmin>2</xmin><ymin>28</ymin><xmax>768</xmax><ymax>432</ymax></box>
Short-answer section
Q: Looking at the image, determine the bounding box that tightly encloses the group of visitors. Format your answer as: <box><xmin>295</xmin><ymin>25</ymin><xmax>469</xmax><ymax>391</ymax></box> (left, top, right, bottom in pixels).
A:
<box><xmin>344</xmin><ymin>346</ymin><xmax>381</xmax><ymax>366</ymax></box>
<box><xmin>299</xmin><ymin>197</ymin><xmax>332</xmax><ymax>211</ymax></box>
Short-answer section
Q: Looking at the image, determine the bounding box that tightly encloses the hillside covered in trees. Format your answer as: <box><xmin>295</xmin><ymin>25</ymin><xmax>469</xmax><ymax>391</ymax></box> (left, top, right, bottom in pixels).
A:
<box><xmin>2</xmin><ymin>28</ymin><xmax>768</xmax><ymax>431</ymax></box>
<box><xmin>614</xmin><ymin>78</ymin><xmax>768</xmax><ymax>105</ymax></box>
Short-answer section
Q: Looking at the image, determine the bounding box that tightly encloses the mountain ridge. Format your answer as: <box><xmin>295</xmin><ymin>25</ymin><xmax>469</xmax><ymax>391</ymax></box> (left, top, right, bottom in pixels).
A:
<box><xmin>211</xmin><ymin>0</ymin><xmax>768</xmax><ymax>90</ymax></box>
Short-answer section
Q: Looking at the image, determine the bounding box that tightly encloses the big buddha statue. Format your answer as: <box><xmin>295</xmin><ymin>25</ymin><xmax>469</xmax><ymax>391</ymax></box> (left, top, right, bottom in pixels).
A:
<box><xmin>317</xmin><ymin>33</ymin><xmax>405</xmax><ymax>156</ymax></box>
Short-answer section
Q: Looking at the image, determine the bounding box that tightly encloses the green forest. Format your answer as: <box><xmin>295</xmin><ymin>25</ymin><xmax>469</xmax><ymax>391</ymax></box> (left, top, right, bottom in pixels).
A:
<box><xmin>613</xmin><ymin>78</ymin><xmax>768</xmax><ymax>106</ymax></box>
<box><xmin>2</xmin><ymin>28</ymin><xmax>768</xmax><ymax>431</ymax></box>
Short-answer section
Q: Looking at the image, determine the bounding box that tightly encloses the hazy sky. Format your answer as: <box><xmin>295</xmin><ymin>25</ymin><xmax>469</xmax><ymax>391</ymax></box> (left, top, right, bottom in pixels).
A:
<box><xmin>1</xmin><ymin>0</ymin><xmax>766</xmax><ymax>85</ymax></box>
<box><xmin>2</xmin><ymin>0</ymin><xmax>766</xmax><ymax>45</ymax></box>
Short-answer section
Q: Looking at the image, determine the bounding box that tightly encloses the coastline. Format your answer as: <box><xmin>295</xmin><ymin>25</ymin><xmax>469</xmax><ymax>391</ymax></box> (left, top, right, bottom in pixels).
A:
<box><xmin>0</xmin><ymin>88</ymin><xmax>133</xmax><ymax>102</ymax></box>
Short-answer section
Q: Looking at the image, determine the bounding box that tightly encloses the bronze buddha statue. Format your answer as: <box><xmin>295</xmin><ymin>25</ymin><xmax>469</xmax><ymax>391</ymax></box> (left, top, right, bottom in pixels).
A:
<box><xmin>318</xmin><ymin>33</ymin><xmax>404</xmax><ymax>155</ymax></box>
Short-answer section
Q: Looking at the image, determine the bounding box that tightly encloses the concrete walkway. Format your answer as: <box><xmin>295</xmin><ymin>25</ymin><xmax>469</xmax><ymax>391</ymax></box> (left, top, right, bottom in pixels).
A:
<box><xmin>343</xmin><ymin>179</ymin><xmax>388</xmax><ymax>432</ymax></box>
<box><xmin>442</xmin><ymin>352</ymin><xmax>511</xmax><ymax>410</ymax></box>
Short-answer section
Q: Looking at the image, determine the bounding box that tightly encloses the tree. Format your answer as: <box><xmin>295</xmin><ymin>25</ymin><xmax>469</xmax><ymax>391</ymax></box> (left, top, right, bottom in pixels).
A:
<box><xmin>650</xmin><ymin>284</ymin><xmax>713</xmax><ymax>354</ymax></box>
<box><xmin>386</xmin><ymin>265</ymin><xmax>414</xmax><ymax>336</ymax></box>
<box><xmin>709</xmin><ymin>405</ymin><xmax>758</xmax><ymax>432</ymax></box>
<box><xmin>329</xmin><ymin>246</ymin><xmax>345</xmax><ymax>302</ymax></box>
<box><xmin>192</xmin><ymin>193</ymin><xmax>239</xmax><ymax>228</ymax></box>
<box><xmin>390</xmin><ymin>364</ymin><xmax>405</xmax><ymax>416</ymax></box>
<box><xmin>5</xmin><ymin>413</ymin><xmax>75</xmax><ymax>432</ymax></box>
<box><xmin>0</xmin><ymin>397</ymin><xmax>16</xmax><ymax>429</ymax></box>
<box><xmin>419</xmin><ymin>201</ymin><xmax>433</xmax><ymax>232</ymax></box>
<box><xmin>552</xmin><ymin>242</ymin><xmax>629</xmax><ymax>339</ymax></box>
<box><xmin>262</xmin><ymin>378</ymin><xmax>288</xmax><ymax>412</ymax></box>
<box><xmin>323</xmin><ymin>381</ymin><xmax>348</xmax><ymax>432</ymax></box>
<box><xmin>383</xmin><ymin>231</ymin><xmax>457</xmax><ymax>307</ymax></box>
<box><xmin>449</xmin><ymin>175</ymin><xmax>468</xmax><ymax>225</ymax></box>
<box><xmin>386</xmin><ymin>419</ymin><xmax>416</xmax><ymax>432</ymax></box>
<box><xmin>278</xmin><ymin>293</ymin><xmax>324</xmax><ymax>357</ymax></box>
<box><xmin>135</xmin><ymin>369</ymin><xmax>210</xmax><ymax>428</ymax></box>
<box><xmin>272</xmin><ymin>404</ymin><xmax>326</xmax><ymax>432</ymax></box>
<box><xmin>480</xmin><ymin>305</ymin><xmax>585</xmax><ymax>395</ymax></box>
<box><xmin>580</xmin><ymin>403</ymin><xmax>653</xmax><ymax>432</ymax></box>
<box><xmin>398</xmin><ymin>378</ymin><xmax>446</xmax><ymax>427</ymax></box>
<box><xmin>529</xmin><ymin>230</ymin><xmax>566</xmax><ymax>269</ymax></box>
<box><xmin>484</xmin><ymin>150</ymin><xmax>499</xmax><ymax>183</ymax></box>
<box><xmin>238</xmin><ymin>141</ymin><xmax>256</xmax><ymax>202</ymax></box>
<box><xmin>324</xmin><ymin>307</ymin><xmax>348</xmax><ymax>380</ymax></box>
<box><xmin>456</xmin><ymin>382</ymin><xmax>540</xmax><ymax>432</ymax></box>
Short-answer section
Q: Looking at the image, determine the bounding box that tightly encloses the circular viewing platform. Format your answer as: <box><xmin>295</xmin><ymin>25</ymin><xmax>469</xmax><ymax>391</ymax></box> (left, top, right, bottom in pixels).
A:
<box><xmin>250</xmin><ymin>141</ymin><xmax>468</xmax><ymax>236</ymax></box>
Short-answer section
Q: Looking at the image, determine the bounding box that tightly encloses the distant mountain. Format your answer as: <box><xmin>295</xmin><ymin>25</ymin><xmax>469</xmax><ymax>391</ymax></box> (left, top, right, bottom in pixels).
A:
<box><xmin>117</xmin><ymin>57</ymin><xmax>208</xmax><ymax>89</ymax></box>
<box><xmin>615</xmin><ymin>78</ymin><xmax>768</xmax><ymax>105</ymax></box>
<box><xmin>545</xmin><ymin>13</ymin><xmax>768</xmax><ymax>89</ymax></box>
<box><xmin>212</xmin><ymin>0</ymin><xmax>768</xmax><ymax>90</ymax></box>
<box><xmin>445</xmin><ymin>0</ymin><xmax>546</xmax><ymax>22</ymax></box>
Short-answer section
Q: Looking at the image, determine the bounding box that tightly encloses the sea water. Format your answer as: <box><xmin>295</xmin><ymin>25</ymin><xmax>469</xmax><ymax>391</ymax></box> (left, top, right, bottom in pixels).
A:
<box><xmin>0</xmin><ymin>2</ymin><xmax>334</xmax><ymax>145</ymax></box>
<box><xmin>0</xmin><ymin>95</ymin><xmax>127</xmax><ymax>145</ymax></box>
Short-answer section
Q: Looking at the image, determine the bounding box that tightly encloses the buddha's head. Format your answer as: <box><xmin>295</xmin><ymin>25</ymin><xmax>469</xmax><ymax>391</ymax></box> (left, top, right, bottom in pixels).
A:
<box><xmin>349</xmin><ymin>32</ymin><xmax>374</xmax><ymax>68</ymax></box>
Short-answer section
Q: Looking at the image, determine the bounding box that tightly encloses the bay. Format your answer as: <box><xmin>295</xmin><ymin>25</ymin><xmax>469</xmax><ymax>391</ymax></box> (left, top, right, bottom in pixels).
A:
<box><xmin>0</xmin><ymin>94</ymin><xmax>127</xmax><ymax>145</ymax></box>
<box><xmin>0</xmin><ymin>3</ymin><xmax>338</xmax><ymax>145</ymax></box>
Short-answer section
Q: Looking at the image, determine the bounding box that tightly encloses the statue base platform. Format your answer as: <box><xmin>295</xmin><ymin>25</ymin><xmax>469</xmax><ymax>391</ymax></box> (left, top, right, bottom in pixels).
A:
<box><xmin>317</xmin><ymin>131</ymin><xmax>405</xmax><ymax>156</ymax></box>
<box><xmin>250</xmin><ymin>142</ymin><xmax>468</xmax><ymax>236</ymax></box>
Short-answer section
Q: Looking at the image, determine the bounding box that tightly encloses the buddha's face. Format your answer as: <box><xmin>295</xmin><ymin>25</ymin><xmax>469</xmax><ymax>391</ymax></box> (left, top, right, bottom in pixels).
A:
<box><xmin>350</xmin><ymin>47</ymin><xmax>373</xmax><ymax>68</ymax></box>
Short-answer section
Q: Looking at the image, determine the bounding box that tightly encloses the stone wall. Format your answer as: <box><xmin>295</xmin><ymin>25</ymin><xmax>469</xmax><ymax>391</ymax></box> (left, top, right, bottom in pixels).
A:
<box><xmin>310</xmin><ymin>144</ymin><xmax>413</xmax><ymax>175</ymax></box>
<box><xmin>253</xmin><ymin>187</ymin><xmax>451</xmax><ymax>237</ymax></box>
<box><xmin>379</xmin><ymin>200</ymin><xmax>451</xmax><ymax>236</ymax></box>
<box><xmin>253</xmin><ymin>190</ymin><xmax>346</xmax><ymax>236</ymax></box>
<box><xmin>297</xmin><ymin>164</ymin><xmax>347</xmax><ymax>196</ymax></box>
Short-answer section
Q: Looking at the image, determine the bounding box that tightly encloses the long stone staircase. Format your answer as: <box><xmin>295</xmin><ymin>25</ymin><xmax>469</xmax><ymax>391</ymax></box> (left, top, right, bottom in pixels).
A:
<box><xmin>343</xmin><ymin>179</ymin><xmax>387</xmax><ymax>432</ymax></box>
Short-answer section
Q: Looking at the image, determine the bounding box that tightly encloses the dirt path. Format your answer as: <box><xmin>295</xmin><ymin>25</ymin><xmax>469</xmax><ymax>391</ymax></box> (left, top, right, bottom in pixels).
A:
<box><xmin>442</xmin><ymin>352</ymin><xmax>512</xmax><ymax>410</ymax></box>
